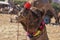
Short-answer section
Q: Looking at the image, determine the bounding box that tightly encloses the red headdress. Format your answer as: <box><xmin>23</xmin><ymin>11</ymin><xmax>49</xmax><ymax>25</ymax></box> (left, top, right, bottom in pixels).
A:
<box><xmin>24</xmin><ymin>2</ymin><xmax>31</xmax><ymax>9</ymax></box>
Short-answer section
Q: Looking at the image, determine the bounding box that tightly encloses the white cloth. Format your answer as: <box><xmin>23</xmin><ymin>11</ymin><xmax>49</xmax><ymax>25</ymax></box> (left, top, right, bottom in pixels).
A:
<box><xmin>8</xmin><ymin>7</ymin><xmax>13</xmax><ymax>13</ymax></box>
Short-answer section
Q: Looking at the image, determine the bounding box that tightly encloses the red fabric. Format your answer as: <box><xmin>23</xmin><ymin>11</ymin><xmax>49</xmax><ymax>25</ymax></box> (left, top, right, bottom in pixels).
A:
<box><xmin>39</xmin><ymin>21</ymin><xmax>45</xmax><ymax>31</ymax></box>
<box><xmin>39</xmin><ymin>26</ymin><xmax>44</xmax><ymax>31</ymax></box>
<box><xmin>24</xmin><ymin>2</ymin><xmax>31</xmax><ymax>9</ymax></box>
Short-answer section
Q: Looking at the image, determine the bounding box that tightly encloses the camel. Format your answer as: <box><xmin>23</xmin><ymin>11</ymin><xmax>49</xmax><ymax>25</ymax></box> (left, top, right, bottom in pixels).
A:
<box><xmin>16</xmin><ymin>0</ymin><xmax>59</xmax><ymax>40</ymax></box>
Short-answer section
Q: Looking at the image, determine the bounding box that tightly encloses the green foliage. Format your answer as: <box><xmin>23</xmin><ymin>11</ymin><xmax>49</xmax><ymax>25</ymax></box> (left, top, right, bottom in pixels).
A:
<box><xmin>51</xmin><ymin>3</ymin><xmax>60</xmax><ymax>12</ymax></box>
<box><xmin>14</xmin><ymin>1</ymin><xmax>26</xmax><ymax>5</ymax></box>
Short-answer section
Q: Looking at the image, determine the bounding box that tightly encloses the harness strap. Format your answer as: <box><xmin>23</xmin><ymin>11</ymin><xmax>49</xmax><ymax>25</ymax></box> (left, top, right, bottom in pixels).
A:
<box><xmin>27</xmin><ymin>21</ymin><xmax>45</xmax><ymax>38</ymax></box>
<box><xmin>33</xmin><ymin>30</ymin><xmax>41</xmax><ymax>37</ymax></box>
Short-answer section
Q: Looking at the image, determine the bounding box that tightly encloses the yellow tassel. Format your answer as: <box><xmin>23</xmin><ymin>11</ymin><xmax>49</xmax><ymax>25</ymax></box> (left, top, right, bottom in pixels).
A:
<box><xmin>33</xmin><ymin>30</ymin><xmax>41</xmax><ymax>36</ymax></box>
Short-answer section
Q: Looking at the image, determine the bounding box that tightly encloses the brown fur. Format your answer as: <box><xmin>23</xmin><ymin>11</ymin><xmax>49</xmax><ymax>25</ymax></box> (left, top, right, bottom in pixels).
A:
<box><xmin>16</xmin><ymin>8</ymin><xmax>49</xmax><ymax>40</ymax></box>
<box><xmin>31</xmin><ymin>0</ymin><xmax>59</xmax><ymax>23</ymax></box>
<box><xmin>16</xmin><ymin>0</ymin><xmax>59</xmax><ymax>40</ymax></box>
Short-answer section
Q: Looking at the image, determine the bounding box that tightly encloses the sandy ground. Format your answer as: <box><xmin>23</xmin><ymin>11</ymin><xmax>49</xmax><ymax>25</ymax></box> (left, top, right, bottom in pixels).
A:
<box><xmin>0</xmin><ymin>14</ymin><xmax>60</xmax><ymax>40</ymax></box>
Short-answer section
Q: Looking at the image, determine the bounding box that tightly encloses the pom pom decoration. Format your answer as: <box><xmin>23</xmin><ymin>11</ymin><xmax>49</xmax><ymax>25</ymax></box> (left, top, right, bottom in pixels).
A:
<box><xmin>24</xmin><ymin>2</ymin><xmax>31</xmax><ymax>9</ymax></box>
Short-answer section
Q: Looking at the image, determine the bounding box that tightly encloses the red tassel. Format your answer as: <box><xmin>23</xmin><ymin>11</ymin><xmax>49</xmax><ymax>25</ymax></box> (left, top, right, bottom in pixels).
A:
<box><xmin>24</xmin><ymin>2</ymin><xmax>31</xmax><ymax>9</ymax></box>
<box><xmin>39</xmin><ymin>26</ymin><xmax>44</xmax><ymax>31</ymax></box>
<box><xmin>39</xmin><ymin>21</ymin><xmax>45</xmax><ymax>31</ymax></box>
